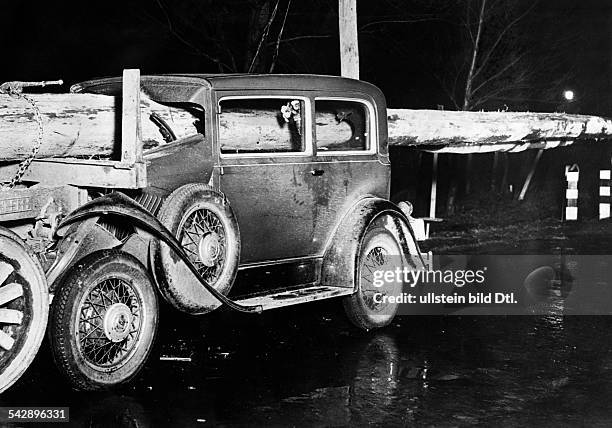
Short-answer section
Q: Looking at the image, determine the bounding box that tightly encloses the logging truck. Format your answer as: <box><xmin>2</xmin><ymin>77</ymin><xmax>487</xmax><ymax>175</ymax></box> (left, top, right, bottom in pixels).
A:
<box><xmin>0</xmin><ymin>70</ymin><xmax>424</xmax><ymax>392</ymax></box>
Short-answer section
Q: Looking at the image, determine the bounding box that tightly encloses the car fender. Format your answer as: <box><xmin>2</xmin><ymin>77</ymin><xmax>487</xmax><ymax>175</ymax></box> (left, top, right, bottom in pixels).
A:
<box><xmin>54</xmin><ymin>192</ymin><xmax>261</xmax><ymax>314</ymax></box>
<box><xmin>321</xmin><ymin>196</ymin><xmax>424</xmax><ymax>292</ymax></box>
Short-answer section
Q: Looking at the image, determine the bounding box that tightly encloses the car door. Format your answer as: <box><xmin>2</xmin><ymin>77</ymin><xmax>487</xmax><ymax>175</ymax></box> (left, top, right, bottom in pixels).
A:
<box><xmin>307</xmin><ymin>95</ymin><xmax>389</xmax><ymax>253</ymax></box>
<box><xmin>216</xmin><ymin>94</ymin><xmax>318</xmax><ymax>263</ymax></box>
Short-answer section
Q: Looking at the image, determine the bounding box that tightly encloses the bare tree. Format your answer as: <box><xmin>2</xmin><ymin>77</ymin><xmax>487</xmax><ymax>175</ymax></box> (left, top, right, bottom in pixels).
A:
<box><xmin>432</xmin><ymin>0</ymin><xmax>541</xmax><ymax>111</ymax></box>
<box><xmin>143</xmin><ymin>0</ymin><xmax>294</xmax><ymax>73</ymax></box>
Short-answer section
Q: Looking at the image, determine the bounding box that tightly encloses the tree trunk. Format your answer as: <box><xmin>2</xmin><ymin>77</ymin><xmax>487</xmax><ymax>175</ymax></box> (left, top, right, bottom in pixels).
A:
<box><xmin>0</xmin><ymin>93</ymin><xmax>197</xmax><ymax>161</ymax></box>
<box><xmin>245</xmin><ymin>0</ymin><xmax>273</xmax><ymax>72</ymax></box>
<box><xmin>387</xmin><ymin>109</ymin><xmax>612</xmax><ymax>152</ymax></box>
<box><xmin>462</xmin><ymin>0</ymin><xmax>487</xmax><ymax>111</ymax></box>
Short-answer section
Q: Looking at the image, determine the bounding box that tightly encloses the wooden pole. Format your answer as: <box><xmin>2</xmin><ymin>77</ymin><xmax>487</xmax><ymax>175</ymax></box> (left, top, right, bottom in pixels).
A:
<box><xmin>518</xmin><ymin>149</ymin><xmax>543</xmax><ymax>201</ymax></box>
<box><xmin>491</xmin><ymin>152</ymin><xmax>500</xmax><ymax>191</ymax></box>
<box><xmin>427</xmin><ymin>153</ymin><xmax>439</xmax><ymax>237</ymax></box>
<box><xmin>338</xmin><ymin>0</ymin><xmax>359</xmax><ymax>79</ymax></box>
<box><xmin>430</xmin><ymin>153</ymin><xmax>438</xmax><ymax>218</ymax></box>
<box><xmin>465</xmin><ymin>153</ymin><xmax>473</xmax><ymax>195</ymax></box>
<box><xmin>121</xmin><ymin>69</ymin><xmax>141</xmax><ymax>165</ymax></box>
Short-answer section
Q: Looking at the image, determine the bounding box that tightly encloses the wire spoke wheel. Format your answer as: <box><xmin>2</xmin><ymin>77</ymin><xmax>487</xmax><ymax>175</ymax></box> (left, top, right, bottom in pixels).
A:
<box><xmin>77</xmin><ymin>278</ymin><xmax>142</xmax><ymax>369</ymax></box>
<box><xmin>0</xmin><ymin>232</ymin><xmax>48</xmax><ymax>393</ymax></box>
<box><xmin>179</xmin><ymin>207</ymin><xmax>227</xmax><ymax>286</ymax></box>
<box><xmin>50</xmin><ymin>250</ymin><xmax>158</xmax><ymax>391</ymax></box>
<box><xmin>361</xmin><ymin>246</ymin><xmax>392</xmax><ymax>312</ymax></box>
<box><xmin>344</xmin><ymin>218</ymin><xmax>410</xmax><ymax>331</ymax></box>
<box><xmin>155</xmin><ymin>184</ymin><xmax>240</xmax><ymax>315</ymax></box>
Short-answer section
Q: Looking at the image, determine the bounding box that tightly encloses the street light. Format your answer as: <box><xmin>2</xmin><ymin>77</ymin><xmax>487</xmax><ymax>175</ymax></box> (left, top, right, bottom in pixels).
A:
<box><xmin>563</xmin><ymin>90</ymin><xmax>575</xmax><ymax>101</ymax></box>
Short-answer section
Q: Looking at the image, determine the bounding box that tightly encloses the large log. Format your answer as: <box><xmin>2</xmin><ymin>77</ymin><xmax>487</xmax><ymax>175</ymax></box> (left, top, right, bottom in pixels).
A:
<box><xmin>218</xmin><ymin>107</ymin><xmax>612</xmax><ymax>154</ymax></box>
<box><xmin>0</xmin><ymin>93</ymin><xmax>197</xmax><ymax>161</ymax></box>
<box><xmin>5</xmin><ymin>93</ymin><xmax>612</xmax><ymax>161</ymax></box>
<box><xmin>219</xmin><ymin>107</ymin><xmax>299</xmax><ymax>152</ymax></box>
<box><xmin>387</xmin><ymin>109</ymin><xmax>612</xmax><ymax>153</ymax></box>
<box><xmin>218</xmin><ymin>109</ymin><xmax>353</xmax><ymax>152</ymax></box>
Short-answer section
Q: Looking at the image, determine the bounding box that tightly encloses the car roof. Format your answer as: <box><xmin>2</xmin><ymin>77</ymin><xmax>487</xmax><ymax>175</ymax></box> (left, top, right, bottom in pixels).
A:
<box><xmin>73</xmin><ymin>73</ymin><xmax>382</xmax><ymax>97</ymax></box>
<box><xmin>168</xmin><ymin>73</ymin><xmax>381</xmax><ymax>93</ymax></box>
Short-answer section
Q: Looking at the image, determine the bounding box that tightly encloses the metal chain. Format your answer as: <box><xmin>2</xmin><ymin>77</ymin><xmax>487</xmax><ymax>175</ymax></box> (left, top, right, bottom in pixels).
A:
<box><xmin>2</xmin><ymin>92</ymin><xmax>44</xmax><ymax>189</ymax></box>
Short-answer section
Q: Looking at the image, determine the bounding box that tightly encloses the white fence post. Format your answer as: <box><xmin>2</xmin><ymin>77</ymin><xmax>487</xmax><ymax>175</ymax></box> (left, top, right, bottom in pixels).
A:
<box><xmin>565</xmin><ymin>164</ymin><xmax>579</xmax><ymax>221</ymax></box>
<box><xmin>600</xmin><ymin>169</ymin><xmax>611</xmax><ymax>219</ymax></box>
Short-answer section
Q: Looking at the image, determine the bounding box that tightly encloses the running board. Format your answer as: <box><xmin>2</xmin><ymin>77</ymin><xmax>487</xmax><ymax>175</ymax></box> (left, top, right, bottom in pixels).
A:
<box><xmin>235</xmin><ymin>285</ymin><xmax>353</xmax><ymax>311</ymax></box>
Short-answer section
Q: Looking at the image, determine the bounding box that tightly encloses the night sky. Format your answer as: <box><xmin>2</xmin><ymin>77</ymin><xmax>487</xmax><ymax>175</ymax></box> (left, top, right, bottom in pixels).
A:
<box><xmin>1</xmin><ymin>0</ymin><xmax>610</xmax><ymax>114</ymax></box>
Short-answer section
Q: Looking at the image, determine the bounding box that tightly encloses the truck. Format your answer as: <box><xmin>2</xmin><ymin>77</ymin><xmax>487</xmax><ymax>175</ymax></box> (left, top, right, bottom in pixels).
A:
<box><xmin>0</xmin><ymin>69</ymin><xmax>424</xmax><ymax>392</ymax></box>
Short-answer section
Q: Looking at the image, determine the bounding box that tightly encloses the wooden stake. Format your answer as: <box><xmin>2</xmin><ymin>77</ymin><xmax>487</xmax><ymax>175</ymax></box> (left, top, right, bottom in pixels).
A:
<box><xmin>491</xmin><ymin>152</ymin><xmax>500</xmax><ymax>191</ymax></box>
<box><xmin>430</xmin><ymin>153</ymin><xmax>438</xmax><ymax>218</ymax></box>
<box><xmin>518</xmin><ymin>149</ymin><xmax>543</xmax><ymax>201</ymax></box>
<box><xmin>427</xmin><ymin>153</ymin><xmax>439</xmax><ymax>238</ymax></box>
<box><xmin>465</xmin><ymin>153</ymin><xmax>473</xmax><ymax>195</ymax></box>
<box><xmin>338</xmin><ymin>0</ymin><xmax>359</xmax><ymax>79</ymax></box>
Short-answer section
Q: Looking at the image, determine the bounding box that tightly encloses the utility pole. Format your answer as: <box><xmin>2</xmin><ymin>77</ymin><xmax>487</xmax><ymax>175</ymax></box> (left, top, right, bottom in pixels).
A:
<box><xmin>338</xmin><ymin>0</ymin><xmax>359</xmax><ymax>79</ymax></box>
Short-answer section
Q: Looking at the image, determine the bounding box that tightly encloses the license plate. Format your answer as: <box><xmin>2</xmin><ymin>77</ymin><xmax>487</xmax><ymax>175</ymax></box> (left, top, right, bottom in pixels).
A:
<box><xmin>0</xmin><ymin>196</ymin><xmax>33</xmax><ymax>215</ymax></box>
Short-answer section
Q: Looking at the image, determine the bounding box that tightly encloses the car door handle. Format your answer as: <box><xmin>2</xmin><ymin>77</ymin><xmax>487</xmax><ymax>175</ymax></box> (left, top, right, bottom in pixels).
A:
<box><xmin>310</xmin><ymin>169</ymin><xmax>325</xmax><ymax>176</ymax></box>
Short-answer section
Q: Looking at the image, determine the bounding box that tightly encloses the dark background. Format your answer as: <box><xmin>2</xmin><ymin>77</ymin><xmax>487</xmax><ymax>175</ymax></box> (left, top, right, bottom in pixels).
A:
<box><xmin>1</xmin><ymin>0</ymin><xmax>610</xmax><ymax>114</ymax></box>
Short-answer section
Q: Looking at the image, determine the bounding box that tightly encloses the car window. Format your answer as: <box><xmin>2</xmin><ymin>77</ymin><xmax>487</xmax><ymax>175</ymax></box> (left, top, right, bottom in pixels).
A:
<box><xmin>219</xmin><ymin>98</ymin><xmax>305</xmax><ymax>154</ymax></box>
<box><xmin>315</xmin><ymin>99</ymin><xmax>370</xmax><ymax>152</ymax></box>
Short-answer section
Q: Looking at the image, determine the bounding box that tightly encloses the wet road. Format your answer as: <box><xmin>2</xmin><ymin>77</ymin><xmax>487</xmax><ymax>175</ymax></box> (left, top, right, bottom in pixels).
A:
<box><xmin>2</xmin><ymin>222</ymin><xmax>612</xmax><ymax>427</ymax></box>
<box><xmin>4</xmin><ymin>309</ymin><xmax>612</xmax><ymax>427</ymax></box>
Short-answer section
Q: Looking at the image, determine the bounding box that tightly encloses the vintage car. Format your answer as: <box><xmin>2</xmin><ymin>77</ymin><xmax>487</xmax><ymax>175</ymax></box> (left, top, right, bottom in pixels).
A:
<box><xmin>0</xmin><ymin>71</ymin><xmax>423</xmax><ymax>392</ymax></box>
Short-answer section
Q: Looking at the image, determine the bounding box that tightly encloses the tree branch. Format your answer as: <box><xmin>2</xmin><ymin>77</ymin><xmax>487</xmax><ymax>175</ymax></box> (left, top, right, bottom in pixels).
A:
<box><xmin>472</xmin><ymin>0</ymin><xmax>538</xmax><ymax>81</ymax></box>
<box><xmin>248</xmin><ymin>0</ymin><xmax>281</xmax><ymax>73</ymax></box>
<box><xmin>273</xmin><ymin>34</ymin><xmax>334</xmax><ymax>45</ymax></box>
<box><xmin>462</xmin><ymin>0</ymin><xmax>486</xmax><ymax>110</ymax></box>
<box><xmin>153</xmin><ymin>0</ymin><xmax>232</xmax><ymax>71</ymax></box>
<box><xmin>358</xmin><ymin>17</ymin><xmax>440</xmax><ymax>31</ymax></box>
<box><xmin>471</xmin><ymin>53</ymin><xmax>525</xmax><ymax>97</ymax></box>
<box><xmin>269</xmin><ymin>0</ymin><xmax>292</xmax><ymax>72</ymax></box>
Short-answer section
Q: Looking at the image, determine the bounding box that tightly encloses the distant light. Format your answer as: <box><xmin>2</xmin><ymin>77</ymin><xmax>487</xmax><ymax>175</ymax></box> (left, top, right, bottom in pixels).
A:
<box><xmin>564</xmin><ymin>90</ymin><xmax>575</xmax><ymax>101</ymax></box>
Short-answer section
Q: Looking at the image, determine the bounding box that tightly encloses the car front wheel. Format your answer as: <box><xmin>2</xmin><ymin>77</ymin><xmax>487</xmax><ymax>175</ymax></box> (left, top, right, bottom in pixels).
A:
<box><xmin>343</xmin><ymin>221</ymin><xmax>406</xmax><ymax>331</ymax></box>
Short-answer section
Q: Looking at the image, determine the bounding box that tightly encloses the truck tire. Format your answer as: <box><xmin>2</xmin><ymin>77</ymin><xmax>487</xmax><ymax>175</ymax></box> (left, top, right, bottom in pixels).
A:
<box><xmin>154</xmin><ymin>183</ymin><xmax>240</xmax><ymax>313</ymax></box>
<box><xmin>343</xmin><ymin>223</ymin><xmax>405</xmax><ymax>331</ymax></box>
<box><xmin>50</xmin><ymin>250</ymin><xmax>158</xmax><ymax>391</ymax></box>
<box><xmin>0</xmin><ymin>232</ymin><xmax>49</xmax><ymax>394</ymax></box>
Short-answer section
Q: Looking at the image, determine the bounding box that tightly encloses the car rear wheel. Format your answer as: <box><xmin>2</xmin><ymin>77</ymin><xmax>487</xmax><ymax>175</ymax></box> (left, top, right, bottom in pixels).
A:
<box><xmin>154</xmin><ymin>183</ymin><xmax>240</xmax><ymax>314</ymax></box>
<box><xmin>50</xmin><ymin>250</ymin><xmax>158</xmax><ymax>391</ymax></box>
<box><xmin>0</xmin><ymin>231</ymin><xmax>49</xmax><ymax>393</ymax></box>
<box><xmin>343</xmin><ymin>222</ymin><xmax>405</xmax><ymax>331</ymax></box>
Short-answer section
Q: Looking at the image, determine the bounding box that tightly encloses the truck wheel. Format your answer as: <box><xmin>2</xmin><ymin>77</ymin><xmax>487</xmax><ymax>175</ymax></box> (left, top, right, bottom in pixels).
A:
<box><xmin>155</xmin><ymin>183</ymin><xmax>240</xmax><ymax>313</ymax></box>
<box><xmin>343</xmin><ymin>224</ymin><xmax>404</xmax><ymax>331</ymax></box>
<box><xmin>0</xmin><ymin>232</ymin><xmax>49</xmax><ymax>393</ymax></box>
<box><xmin>50</xmin><ymin>250</ymin><xmax>158</xmax><ymax>391</ymax></box>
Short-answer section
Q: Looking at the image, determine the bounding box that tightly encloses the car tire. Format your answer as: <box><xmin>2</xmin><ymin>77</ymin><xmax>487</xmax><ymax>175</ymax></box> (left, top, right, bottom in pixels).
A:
<box><xmin>50</xmin><ymin>250</ymin><xmax>158</xmax><ymax>391</ymax></box>
<box><xmin>343</xmin><ymin>224</ymin><xmax>404</xmax><ymax>331</ymax></box>
<box><xmin>155</xmin><ymin>183</ymin><xmax>240</xmax><ymax>311</ymax></box>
